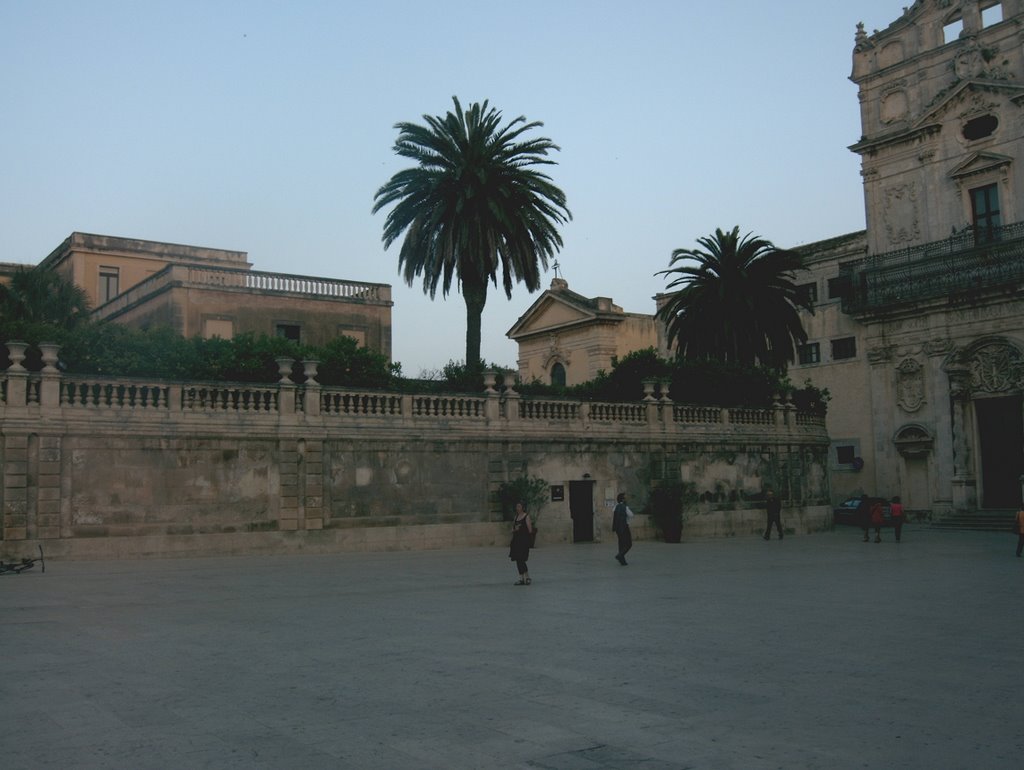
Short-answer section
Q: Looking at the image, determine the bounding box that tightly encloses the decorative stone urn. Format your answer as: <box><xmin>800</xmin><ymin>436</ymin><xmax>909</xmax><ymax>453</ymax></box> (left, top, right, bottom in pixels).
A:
<box><xmin>5</xmin><ymin>341</ymin><xmax>28</xmax><ymax>371</ymax></box>
<box><xmin>275</xmin><ymin>357</ymin><xmax>294</xmax><ymax>384</ymax></box>
<box><xmin>39</xmin><ymin>342</ymin><xmax>61</xmax><ymax>373</ymax></box>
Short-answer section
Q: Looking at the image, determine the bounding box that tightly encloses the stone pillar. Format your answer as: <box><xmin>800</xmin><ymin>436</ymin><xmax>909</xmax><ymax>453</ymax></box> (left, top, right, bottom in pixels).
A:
<box><xmin>39</xmin><ymin>342</ymin><xmax>62</xmax><ymax>412</ymax></box>
<box><xmin>303</xmin><ymin>439</ymin><xmax>324</xmax><ymax>530</ymax></box>
<box><xmin>302</xmin><ymin>360</ymin><xmax>321</xmax><ymax>419</ymax></box>
<box><xmin>948</xmin><ymin>370</ymin><xmax>977</xmax><ymax>511</ymax></box>
<box><xmin>278</xmin><ymin>439</ymin><xmax>300</xmax><ymax>531</ymax></box>
<box><xmin>3</xmin><ymin>434</ymin><xmax>29</xmax><ymax>540</ymax></box>
<box><xmin>5</xmin><ymin>341</ymin><xmax>28</xmax><ymax>411</ymax></box>
<box><xmin>36</xmin><ymin>436</ymin><xmax>62</xmax><ymax>539</ymax></box>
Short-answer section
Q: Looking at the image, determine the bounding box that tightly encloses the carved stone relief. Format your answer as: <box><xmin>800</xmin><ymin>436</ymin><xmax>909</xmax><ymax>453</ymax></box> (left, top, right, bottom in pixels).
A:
<box><xmin>883</xmin><ymin>183</ymin><xmax>921</xmax><ymax>245</ymax></box>
<box><xmin>967</xmin><ymin>342</ymin><xmax>1024</xmax><ymax>393</ymax></box>
<box><xmin>896</xmin><ymin>358</ymin><xmax>926</xmax><ymax>412</ymax></box>
<box><xmin>881</xmin><ymin>90</ymin><xmax>910</xmax><ymax>124</ymax></box>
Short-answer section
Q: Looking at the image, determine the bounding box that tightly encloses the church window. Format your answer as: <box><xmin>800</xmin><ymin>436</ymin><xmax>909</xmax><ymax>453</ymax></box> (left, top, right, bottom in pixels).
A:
<box><xmin>970</xmin><ymin>183</ymin><xmax>1001</xmax><ymax>240</ymax></box>
<box><xmin>981</xmin><ymin>2</ymin><xmax>1003</xmax><ymax>28</ymax></box>
<box><xmin>943</xmin><ymin>15</ymin><xmax>964</xmax><ymax>44</ymax></box>
<box><xmin>835</xmin><ymin>445</ymin><xmax>856</xmax><ymax>465</ymax></box>
<box><xmin>963</xmin><ymin>114</ymin><xmax>997</xmax><ymax>141</ymax></box>
<box><xmin>550</xmin><ymin>362</ymin><xmax>566</xmax><ymax>387</ymax></box>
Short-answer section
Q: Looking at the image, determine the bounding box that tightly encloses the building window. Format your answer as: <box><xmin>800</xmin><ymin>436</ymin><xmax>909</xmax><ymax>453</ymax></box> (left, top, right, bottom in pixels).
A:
<box><xmin>827</xmin><ymin>276</ymin><xmax>851</xmax><ymax>301</ymax></box>
<box><xmin>831</xmin><ymin>337</ymin><xmax>857</xmax><ymax>360</ymax></box>
<box><xmin>796</xmin><ymin>282</ymin><xmax>817</xmax><ymax>307</ymax></box>
<box><xmin>835</xmin><ymin>445</ymin><xmax>856</xmax><ymax>464</ymax></box>
<box><xmin>203</xmin><ymin>318</ymin><xmax>234</xmax><ymax>339</ymax></box>
<box><xmin>276</xmin><ymin>324</ymin><xmax>301</xmax><ymax>342</ymax></box>
<box><xmin>970</xmin><ymin>183</ymin><xmax>1001</xmax><ymax>240</ymax></box>
<box><xmin>550</xmin><ymin>362</ymin><xmax>566</xmax><ymax>387</ymax></box>
<box><xmin>797</xmin><ymin>342</ymin><xmax>820</xmax><ymax>365</ymax></box>
<box><xmin>98</xmin><ymin>266</ymin><xmax>120</xmax><ymax>304</ymax></box>
<box><xmin>338</xmin><ymin>328</ymin><xmax>366</xmax><ymax>347</ymax></box>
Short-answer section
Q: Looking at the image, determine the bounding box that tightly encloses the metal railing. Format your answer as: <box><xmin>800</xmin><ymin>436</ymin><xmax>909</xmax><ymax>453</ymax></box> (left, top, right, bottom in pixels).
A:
<box><xmin>840</xmin><ymin>222</ymin><xmax>1024</xmax><ymax>314</ymax></box>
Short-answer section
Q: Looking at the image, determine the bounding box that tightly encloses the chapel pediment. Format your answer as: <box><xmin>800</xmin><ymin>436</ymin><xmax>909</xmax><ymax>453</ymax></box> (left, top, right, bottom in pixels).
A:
<box><xmin>506</xmin><ymin>278</ymin><xmax>624</xmax><ymax>341</ymax></box>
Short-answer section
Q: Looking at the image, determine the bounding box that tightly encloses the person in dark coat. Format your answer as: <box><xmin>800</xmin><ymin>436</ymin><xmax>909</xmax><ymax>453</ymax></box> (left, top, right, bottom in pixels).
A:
<box><xmin>612</xmin><ymin>492</ymin><xmax>633</xmax><ymax>565</ymax></box>
<box><xmin>857</xmin><ymin>494</ymin><xmax>871</xmax><ymax>542</ymax></box>
<box><xmin>763</xmin><ymin>489</ymin><xmax>783</xmax><ymax>540</ymax></box>
<box><xmin>508</xmin><ymin>502</ymin><xmax>533</xmax><ymax>585</ymax></box>
<box><xmin>890</xmin><ymin>496</ymin><xmax>905</xmax><ymax>543</ymax></box>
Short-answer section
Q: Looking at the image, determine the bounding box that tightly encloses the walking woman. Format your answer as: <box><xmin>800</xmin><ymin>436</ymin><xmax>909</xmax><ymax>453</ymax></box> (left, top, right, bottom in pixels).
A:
<box><xmin>509</xmin><ymin>501</ymin><xmax>533</xmax><ymax>585</ymax></box>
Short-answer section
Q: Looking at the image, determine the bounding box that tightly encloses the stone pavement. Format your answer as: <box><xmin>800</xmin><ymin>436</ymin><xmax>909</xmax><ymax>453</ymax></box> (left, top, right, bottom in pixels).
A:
<box><xmin>1</xmin><ymin>526</ymin><xmax>1021</xmax><ymax>769</ymax></box>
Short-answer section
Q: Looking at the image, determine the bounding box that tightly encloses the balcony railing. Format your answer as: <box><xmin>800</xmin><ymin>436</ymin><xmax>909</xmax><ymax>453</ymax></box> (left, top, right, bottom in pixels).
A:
<box><xmin>840</xmin><ymin>222</ymin><xmax>1024</xmax><ymax>314</ymax></box>
<box><xmin>94</xmin><ymin>264</ymin><xmax>392</xmax><ymax>320</ymax></box>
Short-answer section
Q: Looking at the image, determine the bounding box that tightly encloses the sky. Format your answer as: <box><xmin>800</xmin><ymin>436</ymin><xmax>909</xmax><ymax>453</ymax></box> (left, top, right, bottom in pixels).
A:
<box><xmin>0</xmin><ymin>0</ymin><xmax>906</xmax><ymax>377</ymax></box>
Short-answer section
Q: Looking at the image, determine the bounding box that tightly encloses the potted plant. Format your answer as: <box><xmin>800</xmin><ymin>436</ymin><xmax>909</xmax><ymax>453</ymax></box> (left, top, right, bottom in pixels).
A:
<box><xmin>497</xmin><ymin>475</ymin><xmax>548</xmax><ymax>546</ymax></box>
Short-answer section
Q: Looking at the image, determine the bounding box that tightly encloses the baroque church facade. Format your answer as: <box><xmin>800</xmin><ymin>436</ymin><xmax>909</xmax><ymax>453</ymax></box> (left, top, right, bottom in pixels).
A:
<box><xmin>797</xmin><ymin>0</ymin><xmax>1024</xmax><ymax>517</ymax></box>
<box><xmin>509</xmin><ymin>0</ymin><xmax>1024</xmax><ymax>519</ymax></box>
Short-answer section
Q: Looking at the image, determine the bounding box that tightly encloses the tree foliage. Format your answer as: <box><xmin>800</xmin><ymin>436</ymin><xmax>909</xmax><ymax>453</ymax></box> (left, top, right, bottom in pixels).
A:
<box><xmin>0</xmin><ymin>268</ymin><xmax>90</xmax><ymax>335</ymax></box>
<box><xmin>656</xmin><ymin>227</ymin><xmax>812</xmax><ymax>371</ymax></box>
<box><xmin>373</xmin><ymin>96</ymin><xmax>571</xmax><ymax>371</ymax></box>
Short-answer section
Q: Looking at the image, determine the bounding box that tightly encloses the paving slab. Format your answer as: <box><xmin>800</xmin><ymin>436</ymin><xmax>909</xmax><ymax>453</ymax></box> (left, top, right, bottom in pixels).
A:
<box><xmin>1</xmin><ymin>526</ymin><xmax>1021</xmax><ymax>769</ymax></box>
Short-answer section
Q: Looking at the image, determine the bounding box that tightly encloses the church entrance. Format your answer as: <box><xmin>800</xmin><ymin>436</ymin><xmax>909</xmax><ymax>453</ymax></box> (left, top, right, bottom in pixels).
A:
<box><xmin>975</xmin><ymin>394</ymin><xmax>1024</xmax><ymax>508</ymax></box>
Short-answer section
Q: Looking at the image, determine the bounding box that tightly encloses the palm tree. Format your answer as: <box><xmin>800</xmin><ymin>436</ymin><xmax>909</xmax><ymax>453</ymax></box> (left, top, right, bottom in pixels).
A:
<box><xmin>373</xmin><ymin>97</ymin><xmax>571</xmax><ymax>371</ymax></box>
<box><xmin>0</xmin><ymin>267</ymin><xmax>91</xmax><ymax>329</ymax></box>
<box><xmin>656</xmin><ymin>227</ymin><xmax>811</xmax><ymax>371</ymax></box>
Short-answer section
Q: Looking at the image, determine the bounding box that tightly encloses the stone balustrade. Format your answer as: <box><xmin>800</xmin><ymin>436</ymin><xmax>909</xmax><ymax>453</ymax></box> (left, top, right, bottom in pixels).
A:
<box><xmin>0</xmin><ymin>342</ymin><xmax>830</xmax><ymax>559</ymax></box>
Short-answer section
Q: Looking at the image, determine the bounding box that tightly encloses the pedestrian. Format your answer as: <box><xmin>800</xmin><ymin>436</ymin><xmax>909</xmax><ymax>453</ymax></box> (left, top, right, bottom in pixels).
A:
<box><xmin>1015</xmin><ymin>504</ymin><xmax>1024</xmax><ymax>558</ymax></box>
<box><xmin>763</xmin><ymin>489</ymin><xmax>783</xmax><ymax>540</ymax></box>
<box><xmin>612</xmin><ymin>493</ymin><xmax>633</xmax><ymax>565</ymax></box>
<box><xmin>870</xmin><ymin>498</ymin><xmax>884</xmax><ymax>542</ymax></box>
<box><xmin>890</xmin><ymin>496</ymin><xmax>905</xmax><ymax>543</ymax></box>
<box><xmin>857</xmin><ymin>494</ymin><xmax>871</xmax><ymax>542</ymax></box>
<box><xmin>509</xmin><ymin>501</ymin><xmax>533</xmax><ymax>585</ymax></box>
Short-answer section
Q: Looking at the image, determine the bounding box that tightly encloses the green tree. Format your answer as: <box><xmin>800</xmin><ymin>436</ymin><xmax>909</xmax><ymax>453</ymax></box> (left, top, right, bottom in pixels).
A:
<box><xmin>373</xmin><ymin>96</ymin><xmax>571</xmax><ymax>372</ymax></box>
<box><xmin>656</xmin><ymin>227</ymin><xmax>811</xmax><ymax>371</ymax></box>
<box><xmin>0</xmin><ymin>268</ymin><xmax>91</xmax><ymax>331</ymax></box>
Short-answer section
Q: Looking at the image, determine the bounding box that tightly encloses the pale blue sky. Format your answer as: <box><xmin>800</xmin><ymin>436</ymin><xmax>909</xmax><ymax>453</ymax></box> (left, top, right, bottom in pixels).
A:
<box><xmin>1</xmin><ymin>0</ymin><xmax>903</xmax><ymax>376</ymax></box>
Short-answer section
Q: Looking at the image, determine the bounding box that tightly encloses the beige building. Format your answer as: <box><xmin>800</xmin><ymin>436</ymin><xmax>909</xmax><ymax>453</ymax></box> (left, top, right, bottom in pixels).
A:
<box><xmin>31</xmin><ymin>232</ymin><xmax>393</xmax><ymax>356</ymax></box>
<box><xmin>506</xmin><ymin>277</ymin><xmax>658</xmax><ymax>386</ymax></box>
<box><xmin>795</xmin><ymin>0</ymin><xmax>1024</xmax><ymax>517</ymax></box>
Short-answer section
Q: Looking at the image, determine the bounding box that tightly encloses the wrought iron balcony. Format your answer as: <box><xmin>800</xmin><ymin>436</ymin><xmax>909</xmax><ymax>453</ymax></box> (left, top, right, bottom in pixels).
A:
<box><xmin>839</xmin><ymin>221</ymin><xmax>1024</xmax><ymax>315</ymax></box>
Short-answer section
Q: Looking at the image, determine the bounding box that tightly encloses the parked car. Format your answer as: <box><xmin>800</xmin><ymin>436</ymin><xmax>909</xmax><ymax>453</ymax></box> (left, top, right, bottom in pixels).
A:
<box><xmin>833</xmin><ymin>497</ymin><xmax>893</xmax><ymax>526</ymax></box>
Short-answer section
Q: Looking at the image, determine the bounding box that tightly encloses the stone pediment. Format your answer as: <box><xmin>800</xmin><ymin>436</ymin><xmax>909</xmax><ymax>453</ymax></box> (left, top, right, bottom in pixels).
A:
<box><xmin>507</xmin><ymin>279</ymin><xmax>624</xmax><ymax>341</ymax></box>
<box><xmin>914</xmin><ymin>79</ymin><xmax>1024</xmax><ymax>130</ymax></box>
<box><xmin>948</xmin><ymin>150</ymin><xmax>1014</xmax><ymax>180</ymax></box>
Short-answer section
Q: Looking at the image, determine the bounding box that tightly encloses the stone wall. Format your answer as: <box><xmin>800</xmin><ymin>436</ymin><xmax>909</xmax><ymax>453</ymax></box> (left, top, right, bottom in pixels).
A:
<box><xmin>1</xmin><ymin>349</ymin><xmax>831</xmax><ymax>560</ymax></box>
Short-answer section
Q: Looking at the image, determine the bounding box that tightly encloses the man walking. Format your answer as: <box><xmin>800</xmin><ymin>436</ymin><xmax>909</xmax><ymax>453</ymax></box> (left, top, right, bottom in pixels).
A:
<box><xmin>612</xmin><ymin>493</ymin><xmax>634</xmax><ymax>565</ymax></box>
<box><xmin>763</xmin><ymin>489</ymin><xmax>783</xmax><ymax>540</ymax></box>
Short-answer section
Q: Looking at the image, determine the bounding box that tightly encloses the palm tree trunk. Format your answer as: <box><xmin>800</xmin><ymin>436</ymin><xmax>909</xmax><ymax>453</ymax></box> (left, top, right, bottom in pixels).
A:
<box><xmin>462</xmin><ymin>279</ymin><xmax>487</xmax><ymax>370</ymax></box>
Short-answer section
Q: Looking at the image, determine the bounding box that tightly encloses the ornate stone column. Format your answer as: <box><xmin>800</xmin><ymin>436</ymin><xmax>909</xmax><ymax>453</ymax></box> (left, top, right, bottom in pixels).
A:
<box><xmin>947</xmin><ymin>367</ymin><xmax>977</xmax><ymax>511</ymax></box>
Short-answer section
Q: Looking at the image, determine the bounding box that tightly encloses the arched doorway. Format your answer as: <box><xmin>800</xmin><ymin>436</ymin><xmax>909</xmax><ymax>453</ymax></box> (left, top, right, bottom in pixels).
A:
<box><xmin>946</xmin><ymin>338</ymin><xmax>1024</xmax><ymax>510</ymax></box>
<box><xmin>894</xmin><ymin>425</ymin><xmax>933</xmax><ymax>513</ymax></box>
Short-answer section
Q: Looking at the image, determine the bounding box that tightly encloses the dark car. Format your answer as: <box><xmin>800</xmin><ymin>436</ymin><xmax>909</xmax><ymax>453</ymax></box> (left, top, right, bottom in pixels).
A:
<box><xmin>833</xmin><ymin>497</ymin><xmax>893</xmax><ymax>526</ymax></box>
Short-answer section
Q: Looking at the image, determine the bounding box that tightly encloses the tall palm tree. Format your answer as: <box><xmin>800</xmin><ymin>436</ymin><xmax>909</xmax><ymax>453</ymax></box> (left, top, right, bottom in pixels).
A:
<box><xmin>656</xmin><ymin>227</ymin><xmax>811</xmax><ymax>371</ymax></box>
<box><xmin>373</xmin><ymin>97</ymin><xmax>571</xmax><ymax>371</ymax></box>
<box><xmin>0</xmin><ymin>267</ymin><xmax>91</xmax><ymax>328</ymax></box>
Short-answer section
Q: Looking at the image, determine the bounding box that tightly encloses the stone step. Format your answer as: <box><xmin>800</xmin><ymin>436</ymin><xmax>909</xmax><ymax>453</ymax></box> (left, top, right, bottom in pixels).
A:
<box><xmin>931</xmin><ymin>510</ymin><xmax>1017</xmax><ymax>532</ymax></box>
